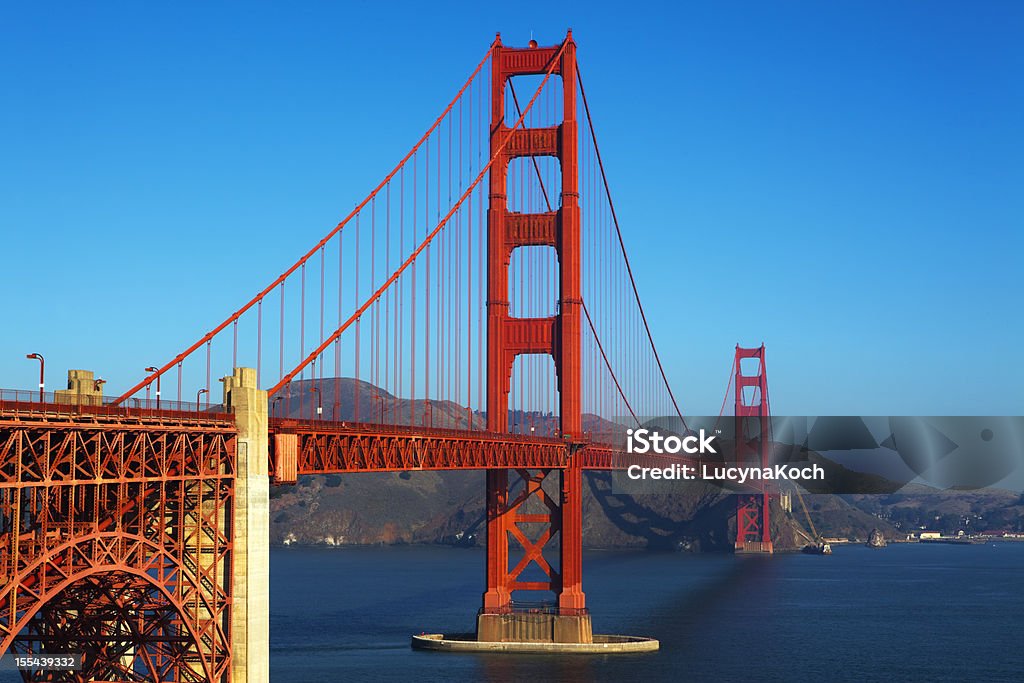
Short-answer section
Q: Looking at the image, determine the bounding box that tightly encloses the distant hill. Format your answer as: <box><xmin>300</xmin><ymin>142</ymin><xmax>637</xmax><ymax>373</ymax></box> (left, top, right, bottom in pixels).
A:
<box><xmin>268</xmin><ymin>378</ymin><xmax>1016</xmax><ymax>551</ymax></box>
<box><xmin>843</xmin><ymin>486</ymin><xmax>1024</xmax><ymax>536</ymax></box>
<box><xmin>272</xmin><ymin>376</ymin><xmax>627</xmax><ymax>438</ymax></box>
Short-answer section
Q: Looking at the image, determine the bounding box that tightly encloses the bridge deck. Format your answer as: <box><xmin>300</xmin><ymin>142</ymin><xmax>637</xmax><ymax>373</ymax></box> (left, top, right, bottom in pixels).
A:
<box><xmin>0</xmin><ymin>400</ymin><xmax>685</xmax><ymax>483</ymax></box>
<box><xmin>268</xmin><ymin>418</ymin><xmax>683</xmax><ymax>480</ymax></box>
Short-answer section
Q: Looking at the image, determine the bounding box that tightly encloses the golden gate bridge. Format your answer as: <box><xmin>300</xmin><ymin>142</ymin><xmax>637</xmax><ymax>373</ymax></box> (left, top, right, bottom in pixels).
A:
<box><xmin>0</xmin><ymin>31</ymin><xmax>773</xmax><ymax>682</ymax></box>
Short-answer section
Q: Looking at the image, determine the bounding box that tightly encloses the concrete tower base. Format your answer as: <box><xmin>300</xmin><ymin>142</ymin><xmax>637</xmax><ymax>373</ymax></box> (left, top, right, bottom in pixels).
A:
<box><xmin>476</xmin><ymin>612</ymin><xmax>593</xmax><ymax>644</ymax></box>
<box><xmin>735</xmin><ymin>541</ymin><xmax>774</xmax><ymax>554</ymax></box>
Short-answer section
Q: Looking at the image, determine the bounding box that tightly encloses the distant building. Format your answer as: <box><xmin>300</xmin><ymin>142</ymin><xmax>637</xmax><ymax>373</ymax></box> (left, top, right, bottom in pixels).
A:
<box><xmin>919</xmin><ymin>531</ymin><xmax>941</xmax><ymax>540</ymax></box>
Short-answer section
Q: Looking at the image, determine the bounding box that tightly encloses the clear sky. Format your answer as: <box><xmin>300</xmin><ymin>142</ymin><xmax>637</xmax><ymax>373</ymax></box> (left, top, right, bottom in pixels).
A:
<box><xmin>1</xmin><ymin>1</ymin><xmax>1021</xmax><ymax>415</ymax></box>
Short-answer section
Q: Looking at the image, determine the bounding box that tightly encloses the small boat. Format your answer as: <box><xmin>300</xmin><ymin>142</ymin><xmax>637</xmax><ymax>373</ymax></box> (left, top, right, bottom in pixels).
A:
<box><xmin>802</xmin><ymin>542</ymin><xmax>832</xmax><ymax>555</ymax></box>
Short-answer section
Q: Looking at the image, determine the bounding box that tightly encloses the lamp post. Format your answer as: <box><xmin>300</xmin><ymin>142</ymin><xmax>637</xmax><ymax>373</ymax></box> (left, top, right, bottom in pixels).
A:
<box><xmin>196</xmin><ymin>388</ymin><xmax>208</xmax><ymax>412</ymax></box>
<box><xmin>25</xmin><ymin>353</ymin><xmax>44</xmax><ymax>402</ymax></box>
<box><xmin>145</xmin><ymin>366</ymin><xmax>161</xmax><ymax>409</ymax></box>
<box><xmin>310</xmin><ymin>385</ymin><xmax>322</xmax><ymax>418</ymax></box>
<box><xmin>272</xmin><ymin>396</ymin><xmax>284</xmax><ymax>418</ymax></box>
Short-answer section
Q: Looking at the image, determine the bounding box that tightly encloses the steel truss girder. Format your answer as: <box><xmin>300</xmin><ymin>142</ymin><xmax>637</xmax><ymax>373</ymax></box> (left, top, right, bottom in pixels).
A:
<box><xmin>0</xmin><ymin>411</ymin><xmax>236</xmax><ymax>682</ymax></box>
<box><xmin>269</xmin><ymin>421</ymin><xmax>690</xmax><ymax>477</ymax></box>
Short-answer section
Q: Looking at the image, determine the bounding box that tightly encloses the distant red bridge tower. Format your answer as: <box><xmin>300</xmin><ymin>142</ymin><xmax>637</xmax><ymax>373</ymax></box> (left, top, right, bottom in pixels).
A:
<box><xmin>734</xmin><ymin>344</ymin><xmax>774</xmax><ymax>554</ymax></box>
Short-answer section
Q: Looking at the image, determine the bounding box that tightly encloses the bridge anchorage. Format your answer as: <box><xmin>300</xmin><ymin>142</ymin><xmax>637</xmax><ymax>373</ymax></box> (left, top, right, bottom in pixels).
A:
<box><xmin>0</xmin><ymin>28</ymin><xmax>800</xmax><ymax>680</ymax></box>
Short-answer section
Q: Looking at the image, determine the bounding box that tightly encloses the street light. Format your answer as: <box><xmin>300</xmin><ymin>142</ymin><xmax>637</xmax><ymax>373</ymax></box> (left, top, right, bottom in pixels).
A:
<box><xmin>197</xmin><ymin>388</ymin><xmax>208</xmax><ymax>412</ymax></box>
<box><xmin>310</xmin><ymin>384</ymin><xmax>322</xmax><ymax>418</ymax></box>
<box><xmin>25</xmin><ymin>353</ymin><xmax>44</xmax><ymax>402</ymax></box>
<box><xmin>272</xmin><ymin>396</ymin><xmax>284</xmax><ymax>417</ymax></box>
<box><xmin>94</xmin><ymin>378</ymin><xmax>106</xmax><ymax>405</ymax></box>
<box><xmin>145</xmin><ymin>367</ymin><xmax>161</xmax><ymax>409</ymax></box>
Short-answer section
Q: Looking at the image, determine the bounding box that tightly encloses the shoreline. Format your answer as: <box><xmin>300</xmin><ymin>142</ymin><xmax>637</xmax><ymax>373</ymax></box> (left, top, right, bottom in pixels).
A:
<box><xmin>269</xmin><ymin>537</ymin><xmax>1024</xmax><ymax>552</ymax></box>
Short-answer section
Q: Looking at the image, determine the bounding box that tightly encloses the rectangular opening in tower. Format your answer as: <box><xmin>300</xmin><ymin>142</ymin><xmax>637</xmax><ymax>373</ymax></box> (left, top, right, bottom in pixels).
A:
<box><xmin>741</xmin><ymin>385</ymin><xmax>762</xmax><ymax>407</ymax></box>
<box><xmin>500</xmin><ymin>467</ymin><xmax>563</xmax><ymax>608</ymax></box>
<box><xmin>508</xmin><ymin>354</ymin><xmax>560</xmax><ymax>437</ymax></box>
<box><xmin>508</xmin><ymin>246</ymin><xmax>560</xmax><ymax>319</ymax></box>
<box><xmin>737</xmin><ymin>415</ymin><xmax>763</xmax><ymax>443</ymax></box>
<box><xmin>505</xmin><ymin>75</ymin><xmax>564</xmax><ymax>129</ymax></box>
<box><xmin>739</xmin><ymin>356</ymin><xmax>762</xmax><ymax>377</ymax></box>
<box><xmin>507</xmin><ymin>156</ymin><xmax>561</xmax><ymax>213</ymax></box>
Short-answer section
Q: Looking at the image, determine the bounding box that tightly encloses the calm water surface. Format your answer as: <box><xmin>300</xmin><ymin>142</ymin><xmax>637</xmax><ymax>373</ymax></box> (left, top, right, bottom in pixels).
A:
<box><xmin>269</xmin><ymin>543</ymin><xmax>1023</xmax><ymax>682</ymax></box>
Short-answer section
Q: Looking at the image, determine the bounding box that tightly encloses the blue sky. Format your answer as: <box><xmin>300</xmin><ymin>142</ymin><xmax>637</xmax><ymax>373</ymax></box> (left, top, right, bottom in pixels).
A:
<box><xmin>1</xmin><ymin>1</ymin><xmax>1021</xmax><ymax>415</ymax></box>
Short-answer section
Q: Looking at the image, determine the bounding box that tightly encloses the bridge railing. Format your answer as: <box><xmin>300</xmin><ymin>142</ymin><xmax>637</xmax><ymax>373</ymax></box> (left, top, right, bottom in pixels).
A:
<box><xmin>0</xmin><ymin>389</ymin><xmax>231</xmax><ymax>421</ymax></box>
<box><xmin>269</xmin><ymin>416</ymin><xmax>592</xmax><ymax>443</ymax></box>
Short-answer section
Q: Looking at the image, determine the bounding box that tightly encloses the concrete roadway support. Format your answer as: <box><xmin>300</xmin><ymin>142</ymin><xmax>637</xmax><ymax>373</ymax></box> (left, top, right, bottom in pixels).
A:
<box><xmin>53</xmin><ymin>369</ymin><xmax>104</xmax><ymax>406</ymax></box>
<box><xmin>223</xmin><ymin>368</ymin><xmax>270</xmax><ymax>683</ymax></box>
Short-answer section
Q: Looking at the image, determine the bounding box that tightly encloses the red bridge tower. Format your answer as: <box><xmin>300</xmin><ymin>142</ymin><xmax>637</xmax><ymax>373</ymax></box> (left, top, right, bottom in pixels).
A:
<box><xmin>479</xmin><ymin>31</ymin><xmax>591</xmax><ymax>643</ymax></box>
<box><xmin>734</xmin><ymin>344</ymin><xmax>774</xmax><ymax>553</ymax></box>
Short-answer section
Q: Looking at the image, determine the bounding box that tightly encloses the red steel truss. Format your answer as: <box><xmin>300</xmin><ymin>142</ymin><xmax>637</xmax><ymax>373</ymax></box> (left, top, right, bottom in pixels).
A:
<box><xmin>267</xmin><ymin>420</ymin><xmax>681</xmax><ymax>482</ymax></box>
<box><xmin>0</xmin><ymin>402</ymin><xmax>236</xmax><ymax>682</ymax></box>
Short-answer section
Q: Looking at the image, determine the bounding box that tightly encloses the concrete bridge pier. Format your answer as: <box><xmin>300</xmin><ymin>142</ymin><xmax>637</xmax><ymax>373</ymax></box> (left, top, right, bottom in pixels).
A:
<box><xmin>222</xmin><ymin>368</ymin><xmax>270</xmax><ymax>683</ymax></box>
